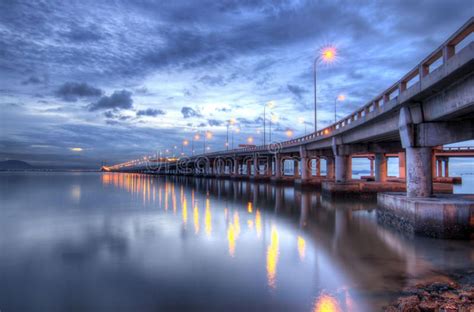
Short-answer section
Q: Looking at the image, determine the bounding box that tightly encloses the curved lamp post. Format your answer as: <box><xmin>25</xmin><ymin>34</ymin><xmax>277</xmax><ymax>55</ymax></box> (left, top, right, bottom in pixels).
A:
<box><xmin>313</xmin><ymin>46</ymin><xmax>338</xmax><ymax>132</ymax></box>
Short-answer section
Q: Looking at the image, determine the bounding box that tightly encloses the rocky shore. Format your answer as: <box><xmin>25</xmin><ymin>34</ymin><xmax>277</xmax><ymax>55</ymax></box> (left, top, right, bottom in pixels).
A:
<box><xmin>384</xmin><ymin>277</ymin><xmax>473</xmax><ymax>312</ymax></box>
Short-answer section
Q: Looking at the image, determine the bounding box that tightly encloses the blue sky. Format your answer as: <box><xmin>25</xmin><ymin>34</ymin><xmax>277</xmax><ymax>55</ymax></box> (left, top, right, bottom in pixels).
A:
<box><xmin>0</xmin><ymin>0</ymin><xmax>472</xmax><ymax>168</ymax></box>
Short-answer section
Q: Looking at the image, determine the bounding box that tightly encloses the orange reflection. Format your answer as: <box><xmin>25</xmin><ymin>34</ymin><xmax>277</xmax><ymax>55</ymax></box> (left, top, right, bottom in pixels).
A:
<box><xmin>255</xmin><ymin>210</ymin><xmax>262</xmax><ymax>238</ymax></box>
<box><xmin>247</xmin><ymin>220</ymin><xmax>254</xmax><ymax>229</ymax></box>
<box><xmin>193</xmin><ymin>203</ymin><xmax>200</xmax><ymax>234</ymax></box>
<box><xmin>297</xmin><ymin>236</ymin><xmax>306</xmax><ymax>261</ymax></box>
<box><xmin>205</xmin><ymin>198</ymin><xmax>212</xmax><ymax>236</ymax></box>
<box><xmin>266</xmin><ymin>226</ymin><xmax>279</xmax><ymax>289</ymax></box>
<box><xmin>313</xmin><ymin>294</ymin><xmax>341</xmax><ymax>312</ymax></box>
<box><xmin>182</xmin><ymin>197</ymin><xmax>188</xmax><ymax>226</ymax></box>
<box><xmin>247</xmin><ymin>202</ymin><xmax>253</xmax><ymax>213</ymax></box>
<box><xmin>228</xmin><ymin>223</ymin><xmax>236</xmax><ymax>257</ymax></box>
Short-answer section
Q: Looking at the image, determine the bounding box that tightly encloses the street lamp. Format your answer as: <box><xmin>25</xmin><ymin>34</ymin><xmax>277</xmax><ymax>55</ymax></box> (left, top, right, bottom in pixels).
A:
<box><xmin>334</xmin><ymin>94</ymin><xmax>346</xmax><ymax>123</ymax></box>
<box><xmin>247</xmin><ymin>136</ymin><xmax>254</xmax><ymax>144</ymax></box>
<box><xmin>182</xmin><ymin>139</ymin><xmax>189</xmax><ymax>155</ymax></box>
<box><xmin>263</xmin><ymin>101</ymin><xmax>275</xmax><ymax>145</ymax></box>
<box><xmin>227</xmin><ymin>118</ymin><xmax>236</xmax><ymax>151</ymax></box>
<box><xmin>204</xmin><ymin>131</ymin><xmax>212</xmax><ymax>154</ymax></box>
<box><xmin>285</xmin><ymin>129</ymin><xmax>294</xmax><ymax>138</ymax></box>
<box><xmin>314</xmin><ymin>46</ymin><xmax>338</xmax><ymax>132</ymax></box>
<box><xmin>298</xmin><ymin>117</ymin><xmax>307</xmax><ymax>135</ymax></box>
<box><xmin>269</xmin><ymin>113</ymin><xmax>278</xmax><ymax>142</ymax></box>
<box><xmin>192</xmin><ymin>133</ymin><xmax>200</xmax><ymax>156</ymax></box>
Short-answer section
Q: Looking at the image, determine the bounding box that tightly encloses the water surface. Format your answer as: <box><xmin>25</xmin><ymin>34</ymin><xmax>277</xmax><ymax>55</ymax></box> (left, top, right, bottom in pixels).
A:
<box><xmin>0</xmin><ymin>172</ymin><xmax>472</xmax><ymax>311</ymax></box>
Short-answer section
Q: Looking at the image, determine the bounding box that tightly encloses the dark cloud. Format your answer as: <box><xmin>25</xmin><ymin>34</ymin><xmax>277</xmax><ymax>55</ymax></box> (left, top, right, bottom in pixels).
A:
<box><xmin>181</xmin><ymin>107</ymin><xmax>202</xmax><ymax>118</ymax></box>
<box><xmin>21</xmin><ymin>76</ymin><xmax>43</xmax><ymax>85</ymax></box>
<box><xmin>62</xmin><ymin>25</ymin><xmax>103</xmax><ymax>42</ymax></box>
<box><xmin>208</xmin><ymin>119</ymin><xmax>222</xmax><ymax>126</ymax></box>
<box><xmin>89</xmin><ymin>90</ymin><xmax>133</xmax><ymax>111</ymax></box>
<box><xmin>136</xmin><ymin>108</ymin><xmax>165</xmax><ymax>117</ymax></box>
<box><xmin>287</xmin><ymin>84</ymin><xmax>308</xmax><ymax>100</ymax></box>
<box><xmin>56</xmin><ymin>82</ymin><xmax>103</xmax><ymax>102</ymax></box>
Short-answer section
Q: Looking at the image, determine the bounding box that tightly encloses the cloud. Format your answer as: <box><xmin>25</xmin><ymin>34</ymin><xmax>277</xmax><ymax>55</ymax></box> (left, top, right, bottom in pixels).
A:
<box><xmin>181</xmin><ymin>106</ymin><xmax>202</xmax><ymax>118</ymax></box>
<box><xmin>287</xmin><ymin>84</ymin><xmax>308</xmax><ymax>100</ymax></box>
<box><xmin>89</xmin><ymin>90</ymin><xmax>133</xmax><ymax>111</ymax></box>
<box><xmin>56</xmin><ymin>82</ymin><xmax>103</xmax><ymax>102</ymax></box>
<box><xmin>136</xmin><ymin>108</ymin><xmax>165</xmax><ymax>117</ymax></box>
<box><xmin>208</xmin><ymin>119</ymin><xmax>222</xmax><ymax>126</ymax></box>
<box><xmin>21</xmin><ymin>76</ymin><xmax>43</xmax><ymax>85</ymax></box>
<box><xmin>62</xmin><ymin>25</ymin><xmax>103</xmax><ymax>42</ymax></box>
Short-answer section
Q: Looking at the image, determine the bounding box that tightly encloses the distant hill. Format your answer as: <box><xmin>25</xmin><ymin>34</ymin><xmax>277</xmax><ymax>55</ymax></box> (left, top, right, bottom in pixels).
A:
<box><xmin>0</xmin><ymin>160</ymin><xmax>34</xmax><ymax>170</ymax></box>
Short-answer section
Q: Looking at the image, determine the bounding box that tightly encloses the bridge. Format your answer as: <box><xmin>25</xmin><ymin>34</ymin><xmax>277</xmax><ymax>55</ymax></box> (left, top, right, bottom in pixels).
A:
<box><xmin>107</xmin><ymin>18</ymin><xmax>474</xmax><ymax>239</ymax></box>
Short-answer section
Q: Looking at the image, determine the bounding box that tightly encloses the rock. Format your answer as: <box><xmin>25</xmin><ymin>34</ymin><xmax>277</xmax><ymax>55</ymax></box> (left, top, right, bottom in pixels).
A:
<box><xmin>439</xmin><ymin>302</ymin><xmax>458</xmax><ymax>312</ymax></box>
<box><xmin>384</xmin><ymin>306</ymin><xmax>398</xmax><ymax>312</ymax></box>
<box><xmin>398</xmin><ymin>295</ymin><xmax>421</xmax><ymax>312</ymax></box>
<box><xmin>419</xmin><ymin>301</ymin><xmax>439</xmax><ymax>312</ymax></box>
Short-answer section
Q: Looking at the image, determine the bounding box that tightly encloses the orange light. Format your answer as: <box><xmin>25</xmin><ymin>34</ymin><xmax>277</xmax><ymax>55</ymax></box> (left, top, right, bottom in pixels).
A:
<box><xmin>337</xmin><ymin>94</ymin><xmax>346</xmax><ymax>101</ymax></box>
<box><xmin>321</xmin><ymin>46</ymin><xmax>337</xmax><ymax>63</ymax></box>
<box><xmin>194</xmin><ymin>134</ymin><xmax>200</xmax><ymax>140</ymax></box>
<box><xmin>183</xmin><ymin>139</ymin><xmax>189</xmax><ymax>146</ymax></box>
<box><xmin>247</xmin><ymin>136</ymin><xmax>254</xmax><ymax>144</ymax></box>
<box><xmin>206</xmin><ymin>131</ymin><xmax>212</xmax><ymax>139</ymax></box>
<box><xmin>286</xmin><ymin>130</ymin><xmax>293</xmax><ymax>137</ymax></box>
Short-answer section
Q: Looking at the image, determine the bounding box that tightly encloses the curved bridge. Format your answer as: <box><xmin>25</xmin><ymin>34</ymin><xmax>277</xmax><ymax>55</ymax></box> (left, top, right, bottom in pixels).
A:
<box><xmin>108</xmin><ymin>18</ymin><xmax>474</xmax><ymax>200</ymax></box>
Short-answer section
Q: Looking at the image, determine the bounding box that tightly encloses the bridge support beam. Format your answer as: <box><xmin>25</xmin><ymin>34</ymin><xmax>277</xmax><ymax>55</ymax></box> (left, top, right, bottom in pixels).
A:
<box><xmin>444</xmin><ymin>158</ymin><xmax>449</xmax><ymax>177</ymax></box>
<box><xmin>375</xmin><ymin>153</ymin><xmax>387</xmax><ymax>182</ymax></box>
<box><xmin>253</xmin><ymin>155</ymin><xmax>259</xmax><ymax>176</ymax></box>
<box><xmin>315</xmin><ymin>157</ymin><xmax>321</xmax><ymax>177</ymax></box>
<box><xmin>406</xmin><ymin>147</ymin><xmax>433</xmax><ymax>197</ymax></box>
<box><xmin>233</xmin><ymin>158</ymin><xmax>239</xmax><ymax>176</ymax></box>
<box><xmin>274</xmin><ymin>154</ymin><xmax>282</xmax><ymax>178</ymax></box>
<box><xmin>326</xmin><ymin>157</ymin><xmax>335</xmax><ymax>179</ymax></box>
<box><xmin>294</xmin><ymin>159</ymin><xmax>300</xmax><ymax>178</ymax></box>
<box><xmin>335</xmin><ymin>155</ymin><xmax>350</xmax><ymax>183</ymax></box>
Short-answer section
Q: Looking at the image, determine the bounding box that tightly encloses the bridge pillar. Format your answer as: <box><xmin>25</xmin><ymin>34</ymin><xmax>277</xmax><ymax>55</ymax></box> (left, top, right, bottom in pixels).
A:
<box><xmin>233</xmin><ymin>158</ymin><xmax>239</xmax><ymax>175</ymax></box>
<box><xmin>299</xmin><ymin>146</ymin><xmax>310</xmax><ymax>181</ymax></box>
<box><xmin>335</xmin><ymin>155</ymin><xmax>350</xmax><ymax>183</ymax></box>
<box><xmin>375</xmin><ymin>153</ymin><xmax>387</xmax><ymax>182</ymax></box>
<box><xmin>294</xmin><ymin>159</ymin><xmax>300</xmax><ymax>177</ymax></box>
<box><xmin>246</xmin><ymin>159</ymin><xmax>252</xmax><ymax>176</ymax></box>
<box><xmin>253</xmin><ymin>154</ymin><xmax>259</xmax><ymax>176</ymax></box>
<box><xmin>326</xmin><ymin>157</ymin><xmax>335</xmax><ymax>179</ymax></box>
<box><xmin>406</xmin><ymin>147</ymin><xmax>433</xmax><ymax>197</ymax></box>
<box><xmin>266</xmin><ymin>156</ymin><xmax>272</xmax><ymax>176</ymax></box>
<box><xmin>444</xmin><ymin>158</ymin><xmax>449</xmax><ymax>177</ymax></box>
<box><xmin>398</xmin><ymin>152</ymin><xmax>406</xmax><ymax>179</ymax></box>
<box><xmin>274</xmin><ymin>154</ymin><xmax>282</xmax><ymax>178</ymax></box>
<box><xmin>315</xmin><ymin>157</ymin><xmax>321</xmax><ymax>176</ymax></box>
<box><xmin>369</xmin><ymin>157</ymin><xmax>374</xmax><ymax>176</ymax></box>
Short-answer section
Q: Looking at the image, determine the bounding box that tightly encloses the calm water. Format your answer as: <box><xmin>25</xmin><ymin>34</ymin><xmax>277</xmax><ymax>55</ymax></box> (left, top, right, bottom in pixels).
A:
<box><xmin>0</xmin><ymin>172</ymin><xmax>472</xmax><ymax>311</ymax></box>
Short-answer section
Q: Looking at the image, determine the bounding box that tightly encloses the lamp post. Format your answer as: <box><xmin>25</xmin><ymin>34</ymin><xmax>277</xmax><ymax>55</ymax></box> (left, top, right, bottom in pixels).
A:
<box><xmin>192</xmin><ymin>133</ymin><xmax>200</xmax><ymax>156</ymax></box>
<box><xmin>182</xmin><ymin>139</ymin><xmax>189</xmax><ymax>156</ymax></box>
<box><xmin>204</xmin><ymin>131</ymin><xmax>212</xmax><ymax>154</ymax></box>
<box><xmin>314</xmin><ymin>46</ymin><xmax>337</xmax><ymax>132</ymax></box>
<box><xmin>334</xmin><ymin>94</ymin><xmax>346</xmax><ymax>123</ymax></box>
<box><xmin>263</xmin><ymin>101</ymin><xmax>275</xmax><ymax>145</ymax></box>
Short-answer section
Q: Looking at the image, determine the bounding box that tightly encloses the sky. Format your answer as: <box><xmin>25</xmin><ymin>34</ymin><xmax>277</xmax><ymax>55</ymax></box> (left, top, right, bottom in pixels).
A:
<box><xmin>0</xmin><ymin>0</ymin><xmax>472</xmax><ymax>169</ymax></box>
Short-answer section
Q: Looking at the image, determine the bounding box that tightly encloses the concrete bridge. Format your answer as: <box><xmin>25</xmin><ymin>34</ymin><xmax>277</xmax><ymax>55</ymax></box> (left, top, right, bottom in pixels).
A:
<box><xmin>107</xmin><ymin>18</ymin><xmax>474</xmax><ymax>238</ymax></box>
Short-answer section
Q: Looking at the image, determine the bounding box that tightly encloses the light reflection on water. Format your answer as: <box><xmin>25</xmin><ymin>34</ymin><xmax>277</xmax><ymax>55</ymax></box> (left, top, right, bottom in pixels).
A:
<box><xmin>0</xmin><ymin>172</ymin><xmax>472</xmax><ymax>311</ymax></box>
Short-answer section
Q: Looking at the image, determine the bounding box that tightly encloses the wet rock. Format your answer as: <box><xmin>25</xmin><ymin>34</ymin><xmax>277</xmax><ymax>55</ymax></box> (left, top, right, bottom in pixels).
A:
<box><xmin>439</xmin><ymin>302</ymin><xmax>458</xmax><ymax>311</ymax></box>
<box><xmin>418</xmin><ymin>300</ymin><xmax>439</xmax><ymax>312</ymax></box>
<box><xmin>398</xmin><ymin>295</ymin><xmax>420</xmax><ymax>312</ymax></box>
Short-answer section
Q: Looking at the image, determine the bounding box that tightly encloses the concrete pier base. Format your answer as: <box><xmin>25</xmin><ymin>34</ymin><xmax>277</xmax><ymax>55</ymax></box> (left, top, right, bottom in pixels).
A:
<box><xmin>270</xmin><ymin>176</ymin><xmax>295</xmax><ymax>185</ymax></box>
<box><xmin>377</xmin><ymin>193</ymin><xmax>474</xmax><ymax>239</ymax></box>
<box><xmin>294</xmin><ymin>177</ymin><xmax>327</xmax><ymax>189</ymax></box>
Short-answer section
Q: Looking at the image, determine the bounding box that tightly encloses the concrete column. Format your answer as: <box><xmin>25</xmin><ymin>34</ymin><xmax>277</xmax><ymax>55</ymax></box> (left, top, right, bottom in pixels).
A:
<box><xmin>253</xmin><ymin>155</ymin><xmax>259</xmax><ymax>176</ymax></box>
<box><xmin>294</xmin><ymin>159</ymin><xmax>300</xmax><ymax>177</ymax></box>
<box><xmin>431</xmin><ymin>155</ymin><xmax>437</xmax><ymax>179</ymax></box>
<box><xmin>335</xmin><ymin>155</ymin><xmax>349</xmax><ymax>183</ymax></box>
<box><xmin>374</xmin><ymin>153</ymin><xmax>387</xmax><ymax>182</ymax></box>
<box><xmin>300</xmin><ymin>157</ymin><xmax>310</xmax><ymax>181</ymax></box>
<box><xmin>233</xmin><ymin>158</ymin><xmax>239</xmax><ymax>175</ymax></box>
<box><xmin>246</xmin><ymin>159</ymin><xmax>252</xmax><ymax>176</ymax></box>
<box><xmin>398</xmin><ymin>152</ymin><xmax>406</xmax><ymax>179</ymax></box>
<box><xmin>266</xmin><ymin>156</ymin><xmax>272</xmax><ymax>176</ymax></box>
<box><xmin>406</xmin><ymin>147</ymin><xmax>432</xmax><ymax>197</ymax></box>
<box><xmin>274</xmin><ymin>155</ymin><xmax>282</xmax><ymax>178</ymax></box>
<box><xmin>437</xmin><ymin>159</ymin><xmax>443</xmax><ymax>177</ymax></box>
<box><xmin>346</xmin><ymin>156</ymin><xmax>352</xmax><ymax>180</ymax></box>
<box><xmin>315</xmin><ymin>157</ymin><xmax>321</xmax><ymax>176</ymax></box>
<box><xmin>444</xmin><ymin>158</ymin><xmax>449</xmax><ymax>177</ymax></box>
<box><xmin>326</xmin><ymin>157</ymin><xmax>335</xmax><ymax>179</ymax></box>
<box><xmin>369</xmin><ymin>157</ymin><xmax>374</xmax><ymax>176</ymax></box>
